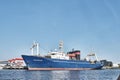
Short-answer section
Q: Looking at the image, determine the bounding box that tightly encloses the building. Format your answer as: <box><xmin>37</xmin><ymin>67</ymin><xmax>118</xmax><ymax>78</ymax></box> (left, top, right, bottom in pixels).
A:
<box><xmin>100</xmin><ymin>60</ymin><xmax>113</xmax><ymax>68</ymax></box>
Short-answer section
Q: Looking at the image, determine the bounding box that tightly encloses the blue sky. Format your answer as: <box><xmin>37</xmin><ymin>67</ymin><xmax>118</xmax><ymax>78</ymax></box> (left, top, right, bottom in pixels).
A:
<box><xmin>0</xmin><ymin>0</ymin><xmax>120</xmax><ymax>63</ymax></box>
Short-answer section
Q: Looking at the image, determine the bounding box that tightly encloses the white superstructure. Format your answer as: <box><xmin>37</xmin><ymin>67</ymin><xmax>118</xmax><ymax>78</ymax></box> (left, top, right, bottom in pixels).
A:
<box><xmin>47</xmin><ymin>41</ymin><xmax>69</xmax><ymax>60</ymax></box>
<box><xmin>47</xmin><ymin>51</ymin><xmax>69</xmax><ymax>60</ymax></box>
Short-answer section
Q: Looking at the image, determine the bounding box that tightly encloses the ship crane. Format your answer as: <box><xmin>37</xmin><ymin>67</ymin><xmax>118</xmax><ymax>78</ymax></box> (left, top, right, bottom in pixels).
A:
<box><xmin>30</xmin><ymin>42</ymin><xmax>40</xmax><ymax>55</ymax></box>
<box><xmin>85</xmin><ymin>51</ymin><xmax>99</xmax><ymax>62</ymax></box>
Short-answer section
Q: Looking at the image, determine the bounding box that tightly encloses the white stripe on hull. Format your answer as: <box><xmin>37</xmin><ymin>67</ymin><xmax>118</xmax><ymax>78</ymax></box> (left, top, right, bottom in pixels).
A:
<box><xmin>28</xmin><ymin>68</ymin><xmax>94</xmax><ymax>70</ymax></box>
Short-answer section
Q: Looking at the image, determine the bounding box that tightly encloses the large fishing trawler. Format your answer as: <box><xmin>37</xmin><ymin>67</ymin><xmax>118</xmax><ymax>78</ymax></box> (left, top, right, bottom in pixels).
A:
<box><xmin>22</xmin><ymin>41</ymin><xmax>103</xmax><ymax>70</ymax></box>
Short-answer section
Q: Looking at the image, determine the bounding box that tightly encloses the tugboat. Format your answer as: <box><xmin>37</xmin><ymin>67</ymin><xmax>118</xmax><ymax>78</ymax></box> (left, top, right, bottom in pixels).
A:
<box><xmin>22</xmin><ymin>41</ymin><xmax>103</xmax><ymax>70</ymax></box>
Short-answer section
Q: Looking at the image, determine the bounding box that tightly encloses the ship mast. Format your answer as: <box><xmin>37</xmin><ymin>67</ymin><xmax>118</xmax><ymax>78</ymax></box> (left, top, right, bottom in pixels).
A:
<box><xmin>36</xmin><ymin>43</ymin><xmax>40</xmax><ymax>55</ymax></box>
<box><xmin>30</xmin><ymin>47</ymin><xmax>34</xmax><ymax>55</ymax></box>
<box><xmin>59</xmin><ymin>41</ymin><xmax>64</xmax><ymax>53</ymax></box>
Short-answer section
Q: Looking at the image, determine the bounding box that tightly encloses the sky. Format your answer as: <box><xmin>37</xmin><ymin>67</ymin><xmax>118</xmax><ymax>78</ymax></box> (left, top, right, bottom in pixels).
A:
<box><xmin>0</xmin><ymin>0</ymin><xmax>120</xmax><ymax>63</ymax></box>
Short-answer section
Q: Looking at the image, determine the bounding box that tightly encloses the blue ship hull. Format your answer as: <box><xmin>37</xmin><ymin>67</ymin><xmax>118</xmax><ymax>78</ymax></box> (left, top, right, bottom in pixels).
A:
<box><xmin>22</xmin><ymin>55</ymin><xmax>103</xmax><ymax>70</ymax></box>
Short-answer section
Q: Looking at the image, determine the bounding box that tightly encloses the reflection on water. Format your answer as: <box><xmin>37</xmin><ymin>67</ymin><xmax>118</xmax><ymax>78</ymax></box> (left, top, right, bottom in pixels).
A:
<box><xmin>0</xmin><ymin>69</ymin><xmax>119</xmax><ymax>80</ymax></box>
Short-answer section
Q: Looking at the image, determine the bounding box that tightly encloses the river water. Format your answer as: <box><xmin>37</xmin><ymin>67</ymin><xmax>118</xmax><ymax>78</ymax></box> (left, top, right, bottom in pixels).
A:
<box><xmin>0</xmin><ymin>69</ymin><xmax>120</xmax><ymax>80</ymax></box>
